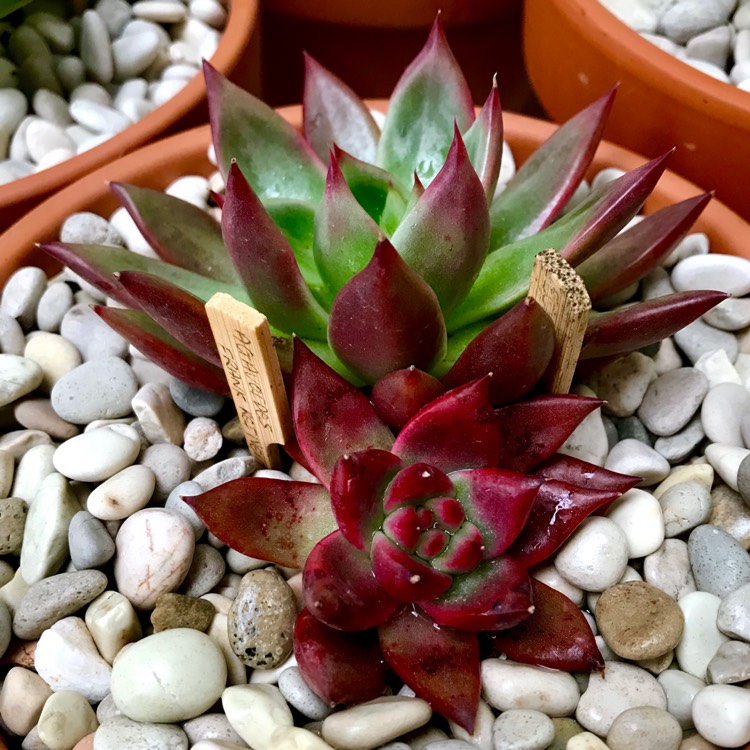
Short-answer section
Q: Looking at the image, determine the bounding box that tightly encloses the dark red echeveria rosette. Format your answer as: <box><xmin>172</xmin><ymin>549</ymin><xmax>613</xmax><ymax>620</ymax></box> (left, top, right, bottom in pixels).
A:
<box><xmin>186</xmin><ymin>339</ymin><xmax>640</xmax><ymax>732</ymax></box>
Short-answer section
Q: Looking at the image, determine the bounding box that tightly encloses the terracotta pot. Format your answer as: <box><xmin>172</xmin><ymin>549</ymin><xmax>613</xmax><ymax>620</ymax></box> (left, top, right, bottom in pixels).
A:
<box><xmin>1</xmin><ymin>104</ymin><xmax>749</xmax><ymax>290</ymax></box>
<box><xmin>260</xmin><ymin>1</ymin><xmax>536</xmax><ymax>114</ymax></box>
<box><xmin>0</xmin><ymin>0</ymin><xmax>261</xmax><ymax>234</ymax></box>
<box><xmin>523</xmin><ymin>0</ymin><xmax>750</xmax><ymax>220</ymax></box>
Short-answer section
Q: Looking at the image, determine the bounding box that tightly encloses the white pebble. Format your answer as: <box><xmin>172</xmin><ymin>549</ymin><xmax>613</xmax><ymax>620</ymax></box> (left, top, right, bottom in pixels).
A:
<box><xmin>222</xmin><ymin>684</ymin><xmax>293</xmax><ymax>750</ymax></box>
<box><xmin>692</xmin><ymin>684</ymin><xmax>750</xmax><ymax>746</ymax></box>
<box><xmin>605</xmin><ymin>488</ymin><xmax>665</xmax><ymax>558</ymax></box>
<box><xmin>69</xmin><ymin>99</ymin><xmax>131</xmax><ymax>134</ymax></box>
<box><xmin>676</xmin><ymin>591</ymin><xmax>730</xmax><ymax>680</ymax></box>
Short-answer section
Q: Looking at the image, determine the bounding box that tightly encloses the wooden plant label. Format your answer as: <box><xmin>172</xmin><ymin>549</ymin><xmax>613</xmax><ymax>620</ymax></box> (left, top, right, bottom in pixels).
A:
<box><xmin>528</xmin><ymin>248</ymin><xmax>592</xmax><ymax>394</ymax></box>
<box><xmin>205</xmin><ymin>293</ymin><xmax>293</xmax><ymax>468</ymax></box>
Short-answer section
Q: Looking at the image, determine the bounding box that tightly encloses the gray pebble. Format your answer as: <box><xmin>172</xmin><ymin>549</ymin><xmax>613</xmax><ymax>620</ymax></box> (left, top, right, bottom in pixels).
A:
<box><xmin>0</xmin><ymin>310</ymin><xmax>26</xmax><ymax>354</ymax></box>
<box><xmin>278</xmin><ymin>666</ymin><xmax>333</xmax><ymax>720</ymax></box>
<box><xmin>659</xmin><ymin>481</ymin><xmax>711</xmax><ymax>538</ymax></box>
<box><xmin>736</xmin><ymin>453</ymin><xmax>750</xmax><ymax>506</ymax></box>
<box><xmin>181</xmin><ymin>713</ymin><xmax>246</xmax><ymax>746</ymax></box>
<box><xmin>60</xmin><ymin>211</ymin><xmax>122</xmax><ymax>245</ymax></box>
<box><xmin>605</xmin><ymin>705</ymin><xmax>681</xmax><ymax>750</ymax></box>
<box><xmin>95</xmin><ymin>0</ymin><xmax>134</xmax><ymax>37</ymax></box>
<box><xmin>228</xmin><ymin>568</ymin><xmax>297</xmax><ymax>668</ymax></box>
<box><xmin>703</xmin><ymin>297</ymin><xmax>750</xmax><ymax>331</ymax></box>
<box><xmin>653</xmin><ymin>415</ymin><xmax>705</xmax><ymax>464</ymax></box>
<box><xmin>0</xmin><ymin>354</ymin><xmax>43</xmax><ymax>408</ymax></box>
<box><xmin>180</xmin><ymin>543</ymin><xmax>225</xmax><ymax>598</ymax></box>
<box><xmin>80</xmin><ymin>9</ymin><xmax>114</xmax><ymax>85</ymax></box>
<box><xmin>717</xmin><ymin>582</ymin><xmax>750</xmax><ymax>640</ymax></box>
<box><xmin>169</xmin><ymin>377</ymin><xmax>225</xmax><ymax>417</ymax></box>
<box><xmin>36</xmin><ymin>281</ymin><xmax>74</xmax><ymax>333</ymax></box>
<box><xmin>425</xmin><ymin>743</ymin><xmax>474</xmax><ymax>750</ymax></box>
<box><xmin>165</xmin><ymin>479</ymin><xmax>205</xmax><ymax>538</ymax></box>
<box><xmin>491</xmin><ymin>709</ymin><xmax>554</xmax><ymax>750</ymax></box>
<box><xmin>68</xmin><ymin>510</ymin><xmax>116</xmax><ymax>569</ymax></box>
<box><xmin>615</xmin><ymin>415</ymin><xmax>653</xmax><ymax>446</ymax></box>
<box><xmin>706</xmin><ymin>640</ymin><xmax>750</xmax><ymax>684</ymax></box>
<box><xmin>644</xmin><ymin>539</ymin><xmax>697</xmax><ymax>600</ymax></box>
<box><xmin>602</xmin><ymin>414</ymin><xmax>619</xmax><ymax>450</ymax></box>
<box><xmin>605</xmin><ymin>438</ymin><xmax>670</xmax><ymax>486</ymax></box>
<box><xmin>50</xmin><ymin>356</ymin><xmax>137</xmax><ymax>423</ymax></box>
<box><xmin>12</xmin><ymin>569</ymin><xmax>107</xmax><ymax>639</ymax></box>
<box><xmin>94</xmin><ymin>716</ymin><xmax>188</xmax><ymax>750</ymax></box>
<box><xmin>0</xmin><ymin>497</ymin><xmax>27</xmax><ymax>555</ymax></box>
<box><xmin>638</xmin><ymin>367</ymin><xmax>708</xmax><ymax>436</ymax></box>
<box><xmin>673</xmin><ymin>320</ymin><xmax>738</xmax><ymax>365</ymax></box>
<box><xmin>688</xmin><ymin>524</ymin><xmax>750</xmax><ymax>597</ymax></box>
<box><xmin>60</xmin><ymin>303</ymin><xmax>128</xmax><ymax>361</ymax></box>
<box><xmin>661</xmin><ymin>0</ymin><xmax>735</xmax><ymax>44</ymax></box>
<box><xmin>0</xmin><ymin>599</ymin><xmax>10</xmax><ymax>659</ymax></box>
<box><xmin>642</xmin><ymin>267</ymin><xmax>675</xmax><ymax>300</ymax></box>
<box><xmin>193</xmin><ymin>455</ymin><xmax>258</xmax><ymax>491</ymax></box>
<box><xmin>0</xmin><ymin>428</ymin><xmax>52</xmax><ymax>460</ymax></box>
<box><xmin>140</xmin><ymin>443</ymin><xmax>191</xmax><ymax>500</ymax></box>
<box><xmin>701</xmin><ymin>382</ymin><xmax>750</xmax><ymax>446</ymax></box>
<box><xmin>1</xmin><ymin>266</ymin><xmax>47</xmax><ymax>331</ymax></box>
<box><xmin>96</xmin><ymin>692</ymin><xmax>123</xmax><ymax>724</ymax></box>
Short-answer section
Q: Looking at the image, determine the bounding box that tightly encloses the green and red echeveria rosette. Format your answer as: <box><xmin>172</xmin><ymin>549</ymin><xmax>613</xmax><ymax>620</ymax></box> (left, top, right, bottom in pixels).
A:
<box><xmin>185</xmin><ymin>339</ymin><xmax>641</xmax><ymax>732</ymax></box>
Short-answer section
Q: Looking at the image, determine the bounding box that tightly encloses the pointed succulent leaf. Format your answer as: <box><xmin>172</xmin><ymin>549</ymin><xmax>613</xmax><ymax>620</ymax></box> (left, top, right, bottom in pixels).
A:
<box><xmin>294</xmin><ymin>609</ymin><xmax>387</xmax><ymax>705</ymax></box>
<box><xmin>209</xmin><ymin>189</ymin><xmax>224</xmax><ymax>208</ymax></box>
<box><xmin>303</xmin><ymin>530</ymin><xmax>399</xmax><ymax>631</ymax></box>
<box><xmin>204</xmin><ymin>61</ymin><xmax>326</xmax><ymax>202</ymax></box>
<box><xmin>334</xmin><ymin>146</ymin><xmax>410</xmax><ymax>234</ymax></box>
<box><xmin>561</xmin><ymin>152</ymin><xmax>673</xmax><ymax>266</ymax></box>
<box><xmin>391</xmin><ymin>126</ymin><xmax>490</xmax><ymax>314</ymax></box>
<box><xmin>420</xmin><ymin>556</ymin><xmax>533</xmax><ymax>631</ymax></box>
<box><xmin>328</xmin><ymin>238</ymin><xmax>447</xmax><ymax>384</ymax></box>
<box><xmin>330</xmin><ymin>450</ymin><xmax>404</xmax><ymax>552</ymax></box>
<box><xmin>450</xmin><ymin>469</ymin><xmax>542</xmax><ymax>558</ymax></box>
<box><xmin>93</xmin><ymin>307</ymin><xmax>229</xmax><ymax>394</ymax></box>
<box><xmin>291</xmin><ymin>339</ymin><xmax>394</xmax><ymax>488</ymax></box>
<box><xmin>534</xmin><ymin>454</ymin><xmax>640</xmax><ymax>494</ymax></box>
<box><xmin>508</xmin><ymin>480</ymin><xmax>620</xmax><ymax>568</ymax></box>
<box><xmin>495</xmin><ymin>395</ymin><xmax>603</xmax><ymax>474</ymax></box>
<box><xmin>442</xmin><ymin>298</ymin><xmax>554</xmax><ymax>404</ymax></box>
<box><xmin>223</xmin><ymin>162</ymin><xmax>330</xmax><ymax>340</ymax></box>
<box><xmin>382</xmin><ymin>463</ymin><xmax>454</xmax><ymax>513</ymax></box>
<box><xmin>580</xmin><ymin>290</ymin><xmax>728</xmax><ymax>360</ymax></box>
<box><xmin>41</xmin><ymin>242</ymin><xmax>241</xmax><ymax>307</ymax></box>
<box><xmin>376</xmin><ymin>17</ymin><xmax>474</xmax><ymax>186</ymax></box>
<box><xmin>371</xmin><ymin>367</ymin><xmax>447</xmax><ymax>430</ymax></box>
<box><xmin>115</xmin><ymin>271</ymin><xmax>221</xmax><ymax>367</ymax></box>
<box><xmin>392</xmin><ymin>377</ymin><xmax>500</xmax><ymax>474</ymax></box>
<box><xmin>371</xmin><ymin>531</ymin><xmax>453</xmax><ymax>602</ymax></box>
<box><xmin>486</xmin><ymin>579</ymin><xmax>604</xmax><ymax>672</ymax></box>
<box><xmin>110</xmin><ymin>183</ymin><xmax>239</xmax><ymax>284</ymax></box>
<box><xmin>303</xmin><ymin>53</ymin><xmax>380</xmax><ymax>164</ymax></box>
<box><xmin>313</xmin><ymin>151</ymin><xmax>382</xmax><ymax>298</ymax></box>
<box><xmin>380</xmin><ymin>606</ymin><xmax>480</xmax><ymax>733</ymax></box>
<box><xmin>463</xmin><ymin>80</ymin><xmax>503</xmax><ymax>202</ymax></box>
<box><xmin>185</xmin><ymin>478</ymin><xmax>335</xmax><ymax>568</ymax></box>
<box><xmin>488</xmin><ymin>89</ymin><xmax>615</xmax><ymax>249</ymax></box>
<box><xmin>577</xmin><ymin>193</ymin><xmax>711</xmax><ymax>303</ymax></box>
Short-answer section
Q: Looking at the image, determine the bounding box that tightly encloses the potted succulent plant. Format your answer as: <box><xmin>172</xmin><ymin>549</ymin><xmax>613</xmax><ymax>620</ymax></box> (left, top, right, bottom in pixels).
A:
<box><xmin>0</xmin><ymin>0</ymin><xmax>260</xmax><ymax>232</ymax></box>
<box><xmin>523</xmin><ymin>0</ymin><xmax>750</xmax><ymax>220</ymax></box>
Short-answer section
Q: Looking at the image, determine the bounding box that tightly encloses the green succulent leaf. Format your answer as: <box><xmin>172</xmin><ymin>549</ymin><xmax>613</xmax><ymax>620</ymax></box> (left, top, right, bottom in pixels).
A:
<box><xmin>110</xmin><ymin>183</ymin><xmax>240</xmax><ymax>285</ymax></box>
<box><xmin>391</xmin><ymin>126</ymin><xmax>490</xmax><ymax>313</ymax></box>
<box><xmin>204</xmin><ymin>61</ymin><xmax>326</xmax><ymax>203</ymax></box>
<box><xmin>463</xmin><ymin>80</ymin><xmax>503</xmax><ymax>202</ymax></box>
<box><xmin>313</xmin><ymin>152</ymin><xmax>382</xmax><ymax>299</ymax></box>
<box><xmin>303</xmin><ymin>53</ymin><xmax>380</xmax><ymax>164</ymax></box>
<box><xmin>0</xmin><ymin>0</ymin><xmax>31</xmax><ymax>18</ymax></box>
<box><xmin>376</xmin><ymin>17</ymin><xmax>474</xmax><ymax>187</ymax></box>
<box><xmin>488</xmin><ymin>89</ymin><xmax>615</xmax><ymax>250</ymax></box>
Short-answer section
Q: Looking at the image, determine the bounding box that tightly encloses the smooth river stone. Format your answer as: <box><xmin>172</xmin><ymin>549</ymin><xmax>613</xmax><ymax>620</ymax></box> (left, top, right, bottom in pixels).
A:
<box><xmin>86</xmin><ymin>464</ymin><xmax>155</xmax><ymax>520</ymax></box>
<box><xmin>605</xmin><ymin>706</ymin><xmax>681</xmax><ymax>750</ymax></box>
<box><xmin>481</xmin><ymin>658</ymin><xmax>580</xmax><ymax>715</ymax></box>
<box><xmin>182</xmin><ymin>713</ymin><xmax>247</xmax><ymax>746</ymax></box>
<box><xmin>692</xmin><ymin>684</ymin><xmax>750</xmax><ymax>747</ymax></box>
<box><xmin>604</xmin><ymin>440</ymin><xmax>670</xmax><ymax>487</ymax></box>
<box><xmin>229</xmin><ymin>569</ymin><xmax>297</xmax><ymax>668</ymax></box>
<box><xmin>222</xmin><ymin>684</ymin><xmax>293</xmax><ymax>750</ymax></box>
<box><xmin>51</xmin><ymin>356</ymin><xmax>138</xmax><ymax>424</ymax></box>
<box><xmin>68</xmin><ymin>510</ymin><xmax>116</xmax><ymax>569</ymax></box>
<box><xmin>688</xmin><ymin>524</ymin><xmax>750</xmax><ymax>597</ymax></box>
<box><xmin>94</xmin><ymin>716</ymin><xmax>188</xmax><ymax>750</ymax></box>
<box><xmin>710</xmin><ymin>483</ymin><xmax>750</xmax><ymax>549</ymax></box>
<box><xmin>595</xmin><ymin>581</ymin><xmax>684</xmax><ymax>660</ymax></box>
<box><xmin>717</xmin><ymin>582</ymin><xmax>750</xmax><ymax>640</ymax></box>
<box><xmin>13</xmin><ymin>570</ymin><xmax>107</xmax><ymax>639</ymax></box>
<box><xmin>658</xmin><ymin>481</ymin><xmax>711</xmax><ymax>538</ymax></box>
<box><xmin>114</xmin><ymin>508</ymin><xmax>195</xmax><ymax>609</ymax></box>
<box><xmin>704</xmin><ymin>443</ymin><xmax>749</xmax><ymax>491</ymax></box>
<box><xmin>0</xmin><ymin>353</ymin><xmax>43</xmax><ymax>406</ymax></box>
<box><xmin>0</xmin><ymin>666</ymin><xmax>53</xmax><ymax>736</ymax></box>
<box><xmin>12</xmin><ymin>442</ymin><xmax>56</xmax><ymax>502</ymax></box>
<box><xmin>586</xmin><ymin>352</ymin><xmax>655</xmax><ymax>417</ymax></box>
<box><xmin>85</xmin><ymin>590</ymin><xmax>142</xmax><ymax>664</ymax></box>
<box><xmin>605</xmin><ymin>488</ymin><xmax>665</xmax><ymax>557</ymax></box>
<box><xmin>111</xmin><ymin>628</ymin><xmax>227</xmax><ymax>722</ymax></box>
<box><xmin>701</xmin><ymin>382</ymin><xmax>750</xmax><ymax>446</ymax></box>
<box><xmin>278</xmin><ymin>666</ymin><xmax>333</xmax><ymax>721</ymax></box>
<box><xmin>19</xmin><ymin>472</ymin><xmax>80</xmax><ymax>584</ymax></box>
<box><xmin>672</xmin><ymin>254</ymin><xmax>750</xmax><ymax>296</ymax></box>
<box><xmin>53</xmin><ymin>424</ymin><xmax>140</xmax><ymax>482</ymax></box>
<box><xmin>637</xmin><ymin>367</ymin><xmax>708</xmax><ymax>436</ymax></box>
<box><xmin>575</xmin><ymin>662</ymin><xmax>666</xmax><ymax>736</ymax></box>
<box><xmin>37</xmin><ymin>690</ymin><xmax>99</xmax><ymax>750</ymax></box>
<box><xmin>676</xmin><ymin>591</ymin><xmax>730</xmax><ymax>680</ymax></box>
<box><xmin>706</xmin><ymin>639</ymin><xmax>750</xmax><ymax>683</ymax></box>
<box><xmin>657</xmin><ymin>669</ymin><xmax>705</xmax><ymax>730</ymax></box>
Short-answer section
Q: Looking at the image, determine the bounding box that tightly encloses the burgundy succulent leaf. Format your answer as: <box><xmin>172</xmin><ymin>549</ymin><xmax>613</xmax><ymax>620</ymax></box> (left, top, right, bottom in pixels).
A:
<box><xmin>379</xmin><ymin>607</ymin><xmax>480</xmax><ymax>733</ymax></box>
<box><xmin>294</xmin><ymin>609</ymin><xmax>388</xmax><ymax>705</ymax></box>
<box><xmin>327</xmin><ymin>238</ymin><xmax>448</xmax><ymax>384</ymax></box>
<box><xmin>382</xmin><ymin>462</ymin><xmax>455</xmax><ymax>512</ymax></box>
<box><xmin>442</xmin><ymin>298</ymin><xmax>555</xmax><ymax>404</ymax></box>
<box><xmin>463</xmin><ymin>79</ymin><xmax>503</xmax><ymax>203</ymax></box>
<box><xmin>495</xmin><ymin>394</ymin><xmax>604</xmax><ymax>473</ymax></box>
<box><xmin>392</xmin><ymin>376</ymin><xmax>500</xmax><ymax>473</ymax></box>
<box><xmin>485</xmin><ymin>578</ymin><xmax>605</xmax><ymax>672</ymax></box>
<box><xmin>371</xmin><ymin>367</ymin><xmax>447</xmax><ymax>430</ymax></box>
<box><xmin>534</xmin><ymin>454</ymin><xmax>640</xmax><ymax>494</ymax></box>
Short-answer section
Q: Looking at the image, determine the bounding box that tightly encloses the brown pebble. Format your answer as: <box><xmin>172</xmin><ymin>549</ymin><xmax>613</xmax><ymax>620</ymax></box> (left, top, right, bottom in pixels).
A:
<box><xmin>710</xmin><ymin>483</ymin><xmax>750</xmax><ymax>549</ymax></box>
<box><xmin>0</xmin><ymin>637</ymin><xmax>37</xmax><ymax>667</ymax></box>
<box><xmin>0</xmin><ymin>497</ymin><xmax>26</xmax><ymax>555</ymax></box>
<box><xmin>14</xmin><ymin>398</ymin><xmax>79</xmax><ymax>440</ymax></box>
<box><xmin>151</xmin><ymin>592</ymin><xmax>215</xmax><ymax>633</ymax></box>
<box><xmin>637</xmin><ymin>649</ymin><xmax>674</xmax><ymax>675</ymax></box>
<box><xmin>596</xmin><ymin>581</ymin><xmax>684</xmax><ymax>660</ymax></box>
<box><xmin>72</xmin><ymin>733</ymin><xmax>95</xmax><ymax>750</ymax></box>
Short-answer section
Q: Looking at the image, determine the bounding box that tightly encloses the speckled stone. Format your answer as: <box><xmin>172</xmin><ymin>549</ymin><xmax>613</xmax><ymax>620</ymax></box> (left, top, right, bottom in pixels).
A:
<box><xmin>595</xmin><ymin>581</ymin><xmax>684</xmax><ymax>660</ymax></box>
<box><xmin>151</xmin><ymin>592</ymin><xmax>215</xmax><ymax>632</ymax></box>
<box><xmin>180</xmin><ymin>543</ymin><xmax>225</xmax><ymax>598</ymax></box>
<box><xmin>710</xmin><ymin>483</ymin><xmax>750</xmax><ymax>549</ymax></box>
<box><xmin>706</xmin><ymin>640</ymin><xmax>750</xmax><ymax>684</ymax></box>
<box><xmin>688</xmin><ymin>524</ymin><xmax>750</xmax><ymax>596</ymax></box>
<box><xmin>605</xmin><ymin>706</ymin><xmax>682</xmax><ymax>750</ymax></box>
<box><xmin>169</xmin><ymin>378</ymin><xmax>225</xmax><ymax>417</ymax></box>
<box><xmin>228</xmin><ymin>569</ymin><xmax>298</xmax><ymax>668</ymax></box>
<box><xmin>0</xmin><ymin>497</ymin><xmax>26</xmax><ymax>554</ymax></box>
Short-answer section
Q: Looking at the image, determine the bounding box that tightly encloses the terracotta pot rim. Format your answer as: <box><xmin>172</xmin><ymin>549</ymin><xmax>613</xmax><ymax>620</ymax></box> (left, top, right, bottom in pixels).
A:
<box><xmin>0</xmin><ymin>0</ymin><xmax>259</xmax><ymax>213</ymax></box>
<box><xmin>555</xmin><ymin>0</ymin><xmax>750</xmax><ymax>121</ymax></box>
<box><xmin>1</xmin><ymin>101</ymin><xmax>748</xmax><ymax>283</ymax></box>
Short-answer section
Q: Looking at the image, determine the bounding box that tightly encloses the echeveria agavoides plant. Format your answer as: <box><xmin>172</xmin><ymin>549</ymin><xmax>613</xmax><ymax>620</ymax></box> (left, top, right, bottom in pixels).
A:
<box><xmin>43</xmin><ymin>18</ymin><xmax>725</xmax><ymax>402</ymax></box>
<box><xmin>186</xmin><ymin>339</ymin><xmax>641</xmax><ymax>730</ymax></box>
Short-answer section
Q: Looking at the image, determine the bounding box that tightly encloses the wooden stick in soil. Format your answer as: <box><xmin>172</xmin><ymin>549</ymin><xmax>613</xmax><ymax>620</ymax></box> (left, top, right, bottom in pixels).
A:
<box><xmin>527</xmin><ymin>248</ymin><xmax>592</xmax><ymax>394</ymax></box>
<box><xmin>205</xmin><ymin>293</ymin><xmax>293</xmax><ymax>469</ymax></box>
